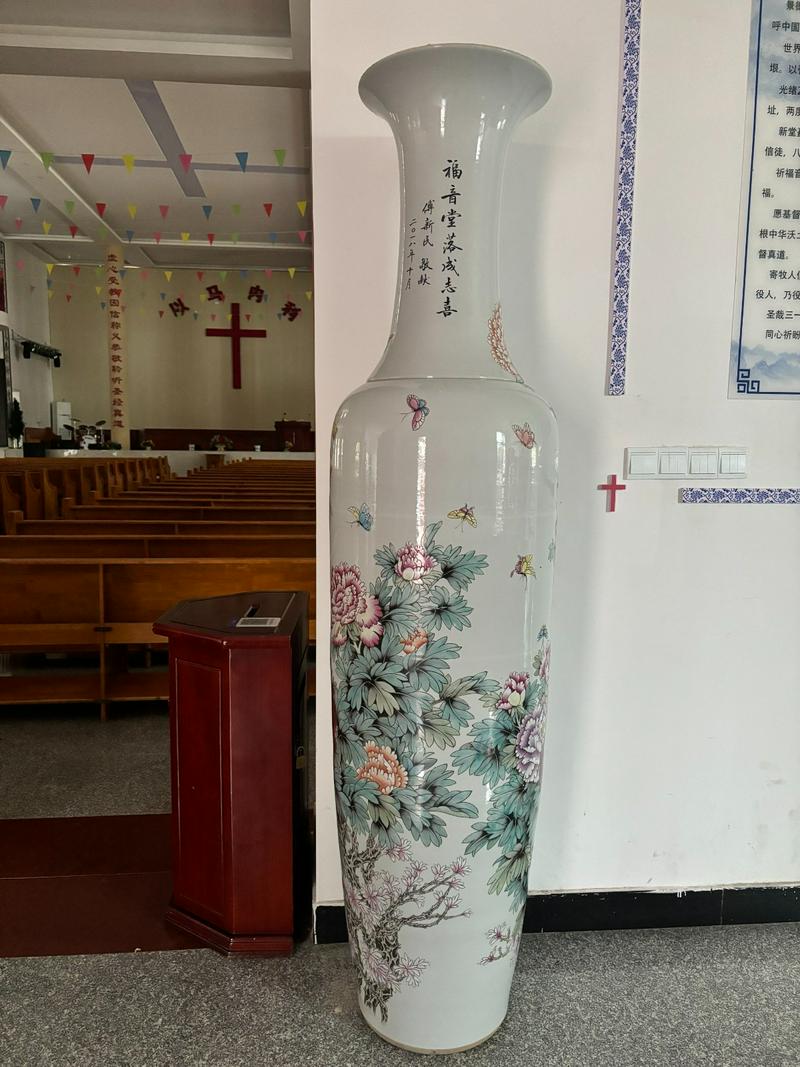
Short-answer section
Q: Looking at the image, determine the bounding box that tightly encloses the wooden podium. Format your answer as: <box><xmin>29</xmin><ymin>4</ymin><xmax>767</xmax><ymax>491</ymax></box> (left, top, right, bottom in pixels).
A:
<box><xmin>153</xmin><ymin>590</ymin><xmax>309</xmax><ymax>955</ymax></box>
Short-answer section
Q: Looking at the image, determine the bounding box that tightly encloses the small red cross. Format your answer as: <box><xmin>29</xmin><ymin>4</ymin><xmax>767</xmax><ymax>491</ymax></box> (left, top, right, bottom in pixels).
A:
<box><xmin>205</xmin><ymin>302</ymin><xmax>267</xmax><ymax>389</ymax></box>
<box><xmin>598</xmin><ymin>473</ymin><xmax>626</xmax><ymax>512</ymax></box>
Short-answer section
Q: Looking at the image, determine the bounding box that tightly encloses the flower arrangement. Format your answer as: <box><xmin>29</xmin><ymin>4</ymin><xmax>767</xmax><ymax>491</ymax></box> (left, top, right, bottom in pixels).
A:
<box><xmin>209</xmin><ymin>433</ymin><xmax>233</xmax><ymax>451</ymax></box>
<box><xmin>140</xmin><ymin>438</ymin><xmax>155</xmax><ymax>450</ymax></box>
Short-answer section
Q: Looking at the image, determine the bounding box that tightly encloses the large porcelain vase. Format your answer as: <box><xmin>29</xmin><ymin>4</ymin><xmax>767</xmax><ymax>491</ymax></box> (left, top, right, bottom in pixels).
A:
<box><xmin>330</xmin><ymin>44</ymin><xmax>557</xmax><ymax>1054</ymax></box>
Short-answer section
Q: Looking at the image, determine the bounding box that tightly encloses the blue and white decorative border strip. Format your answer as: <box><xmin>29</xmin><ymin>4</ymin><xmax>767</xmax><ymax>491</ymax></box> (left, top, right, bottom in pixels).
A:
<box><xmin>607</xmin><ymin>0</ymin><xmax>642</xmax><ymax>397</ymax></box>
<box><xmin>680</xmin><ymin>488</ymin><xmax>800</xmax><ymax>504</ymax></box>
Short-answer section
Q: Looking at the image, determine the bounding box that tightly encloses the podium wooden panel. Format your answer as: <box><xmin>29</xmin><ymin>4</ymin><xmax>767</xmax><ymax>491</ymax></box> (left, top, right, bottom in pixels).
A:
<box><xmin>153</xmin><ymin>590</ymin><xmax>309</xmax><ymax>955</ymax></box>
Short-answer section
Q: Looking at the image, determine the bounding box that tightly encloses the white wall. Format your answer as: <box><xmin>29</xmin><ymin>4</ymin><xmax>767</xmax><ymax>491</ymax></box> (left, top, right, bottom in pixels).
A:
<box><xmin>4</xmin><ymin>246</ymin><xmax>53</xmax><ymax>427</ymax></box>
<box><xmin>312</xmin><ymin>0</ymin><xmax>800</xmax><ymax>905</ymax></box>
<box><xmin>49</xmin><ymin>267</ymin><xmax>314</xmax><ymax>431</ymax></box>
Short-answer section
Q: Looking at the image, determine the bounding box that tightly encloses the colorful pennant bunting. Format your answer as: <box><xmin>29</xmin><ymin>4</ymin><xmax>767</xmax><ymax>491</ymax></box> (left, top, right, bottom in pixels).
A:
<box><xmin>72</xmin><ymin>266</ymin><xmax>81</xmax><ymax>276</ymax></box>
<box><xmin>127</xmin><ymin>204</ymin><xmax>137</xmax><ymax>219</ymax></box>
<box><xmin>81</xmin><ymin>154</ymin><xmax>95</xmax><ymax>174</ymax></box>
<box><xmin>219</xmin><ymin>270</ymin><xmax>228</xmax><ymax>281</ymax></box>
<box><xmin>235</xmin><ymin>151</ymin><xmax>248</xmax><ymax>172</ymax></box>
<box><xmin>126</xmin><ymin>229</ymin><xmax>134</xmax><ymax>242</ymax></box>
<box><xmin>230</xmin><ymin>232</ymin><xmax>239</xmax><ymax>244</ymax></box>
<box><xmin>196</xmin><ymin>271</ymin><xmax>204</xmax><ymax>281</ymax></box>
<box><xmin>297</xmin><ymin>200</ymin><xmax>307</xmax><ymax>216</ymax></box>
<box><xmin>263</xmin><ymin>203</ymin><xmax>273</xmax><ymax>217</ymax></box>
<box><xmin>122</xmin><ymin>154</ymin><xmax>136</xmax><ymax>173</ymax></box>
<box><xmin>179</xmin><ymin>153</ymin><xmax>192</xmax><ymax>173</ymax></box>
<box><xmin>0</xmin><ymin>150</ymin><xmax>11</xmax><ymax>170</ymax></box>
<box><xmin>274</xmin><ymin>149</ymin><xmax>286</xmax><ymax>166</ymax></box>
<box><xmin>159</xmin><ymin>204</ymin><xmax>169</xmax><ymax>219</ymax></box>
<box><xmin>180</xmin><ymin>232</ymin><xmax>190</xmax><ymax>242</ymax></box>
<box><xmin>30</xmin><ymin>198</ymin><xmax>41</xmax><ymax>213</ymax></box>
<box><xmin>96</xmin><ymin>203</ymin><xmax>107</xmax><ymax>218</ymax></box>
<box><xmin>40</xmin><ymin>151</ymin><xmax>54</xmax><ymax>171</ymax></box>
<box><xmin>164</xmin><ymin>270</ymin><xmax>173</xmax><ymax>281</ymax></box>
<box><xmin>207</xmin><ymin>233</ymin><xmax>215</xmax><ymax>245</ymax></box>
<box><xmin>231</xmin><ymin>203</ymin><xmax>241</xmax><ymax>215</ymax></box>
<box><xmin>95</xmin><ymin>286</ymin><xmax>102</xmax><ymax>295</ymax></box>
<box><xmin>69</xmin><ymin>225</ymin><xmax>79</xmax><ymax>237</ymax></box>
<box><xmin>298</xmin><ymin>231</ymin><xmax>308</xmax><ymax>242</ymax></box>
<box><xmin>305</xmin><ymin>290</ymin><xmax>313</xmax><ymax>301</ymax></box>
<box><xmin>0</xmin><ymin>195</ymin><xmax>6</xmax><ymax>210</ymax></box>
<box><xmin>46</xmin><ymin>263</ymin><xmax>54</xmax><ymax>275</ymax></box>
<box><xmin>14</xmin><ymin>218</ymin><xmax>22</xmax><ymax>229</ymax></box>
<box><xmin>202</xmin><ymin>204</ymin><xmax>213</xmax><ymax>219</ymax></box>
<box><xmin>66</xmin><ymin>294</ymin><xmax>72</xmax><ymax>303</ymax></box>
<box><xmin>153</xmin><ymin>232</ymin><xmax>162</xmax><ymax>243</ymax></box>
<box><xmin>64</xmin><ymin>200</ymin><xmax>75</xmax><ymax>215</ymax></box>
<box><xmin>288</xmin><ymin>267</ymin><xmax>296</xmax><ymax>279</ymax></box>
<box><xmin>42</xmin><ymin>220</ymin><xmax>52</xmax><ymax>234</ymax></box>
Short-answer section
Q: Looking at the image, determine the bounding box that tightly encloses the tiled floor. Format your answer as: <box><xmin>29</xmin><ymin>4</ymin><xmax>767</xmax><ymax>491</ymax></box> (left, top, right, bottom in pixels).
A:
<box><xmin>1</xmin><ymin>923</ymin><xmax>798</xmax><ymax>1066</ymax></box>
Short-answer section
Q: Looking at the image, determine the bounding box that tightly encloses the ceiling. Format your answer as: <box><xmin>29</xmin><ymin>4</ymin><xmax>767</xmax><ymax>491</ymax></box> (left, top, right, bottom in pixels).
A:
<box><xmin>0</xmin><ymin>0</ymin><xmax>312</xmax><ymax>272</ymax></box>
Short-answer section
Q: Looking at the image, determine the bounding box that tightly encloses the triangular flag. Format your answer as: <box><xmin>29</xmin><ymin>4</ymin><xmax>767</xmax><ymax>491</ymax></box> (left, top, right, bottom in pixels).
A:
<box><xmin>121</xmin><ymin>154</ymin><xmax>136</xmax><ymax>173</ymax></box>
<box><xmin>274</xmin><ymin>148</ymin><xmax>286</xmax><ymax>166</ymax></box>
<box><xmin>288</xmin><ymin>267</ymin><xmax>296</xmax><ymax>279</ymax></box>
<box><xmin>153</xmin><ymin>232</ymin><xmax>162</xmax><ymax>243</ymax></box>
<box><xmin>227</xmin><ymin>313</ymin><xmax>232</xmax><ymax>323</ymax></box>
<box><xmin>64</xmin><ymin>200</ymin><xmax>75</xmax><ymax>215</ymax></box>
<box><xmin>231</xmin><ymin>203</ymin><xmax>241</xmax><ymax>215</ymax></box>
<box><xmin>263</xmin><ymin>202</ymin><xmax>273</xmax><ymax>216</ymax></box>
<box><xmin>245</xmin><ymin>313</ymin><xmax>251</xmax><ymax>322</ymax></box>
<box><xmin>48</xmin><ymin>291</ymin><xmax>54</xmax><ymax>299</ymax></box>
<box><xmin>298</xmin><ymin>230</ymin><xmax>308</xmax><ymax>242</ymax></box>
<box><xmin>297</xmin><ymin>200</ymin><xmax>307</xmax><ymax>216</ymax></box>
<box><xmin>46</xmin><ymin>263</ymin><xmax>54</xmax><ymax>275</ymax></box>
<box><xmin>42</xmin><ymin>220</ymin><xmax>52</xmax><ymax>234</ymax></box>
<box><xmin>179</xmin><ymin>153</ymin><xmax>192</xmax><ymax>173</ymax></box>
<box><xmin>95</xmin><ymin>266</ymin><xmax>102</xmax><ymax>276</ymax></box>
<box><xmin>69</xmin><ymin>224</ymin><xmax>78</xmax><ymax>237</ymax></box>
<box><xmin>305</xmin><ymin>290</ymin><xmax>313</xmax><ymax>301</ymax></box>
<box><xmin>0</xmin><ymin>150</ymin><xmax>11</xmax><ymax>170</ymax></box>
<box><xmin>141</xmin><ymin>270</ymin><xmax>149</xmax><ymax>280</ymax></box>
<box><xmin>239</xmin><ymin>270</ymin><xmax>248</xmax><ymax>279</ymax></box>
<box><xmin>202</xmin><ymin>204</ymin><xmax>213</xmax><ymax>219</ymax></box>
<box><xmin>40</xmin><ymin>151</ymin><xmax>55</xmax><ymax>171</ymax></box>
<box><xmin>66</xmin><ymin>293</ymin><xmax>72</xmax><ymax>302</ymax></box>
<box><xmin>180</xmin><ymin>232</ymin><xmax>190</xmax><ymax>242</ymax></box>
<box><xmin>230</xmin><ymin>232</ymin><xmax>239</xmax><ymax>244</ymax></box>
<box><xmin>265</xmin><ymin>269</ymin><xmax>273</xmax><ymax>279</ymax></box>
<box><xmin>97</xmin><ymin>225</ymin><xmax>108</xmax><ymax>240</ymax></box>
<box><xmin>164</xmin><ymin>270</ymin><xmax>173</xmax><ymax>282</ymax></box>
<box><xmin>235</xmin><ymin>151</ymin><xmax>248</xmax><ymax>172</ymax></box>
<box><xmin>127</xmin><ymin>204</ymin><xmax>137</xmax><ymax>219</ymax></box>
<box><xmin>219</xmin><ymin>270</ymin><xmax>228</xmax><ymax>281</ymax></box>
<box><xmin>126</xmin><ymin>229</ymin><xmax>134</xmax><ymax>242</ymax></box>
<box><xmin>159</xmin><ymin>309</ymin><xmax>164</xmax><ymax>318</ymax></box>
<box><xmin>211</xmin><ymin>313</ymin><xmax>216</xmax><ymax>322</ymax></box>
<box><xmin>96</xmin><ymin>202</ymin><xmax>107</xmax><ymax>217</ymax></box>
<box><xmin>160</xmin><ymin>292</ymin><xmax>166</xmax><ymax>301</ymax></box>
<box><xmin>268</xmin><ymin>231</ymin><xmax>278</xmax><ymax>243</ymax></box>
<box><xmin>30</xmin><ymin>197</ymin><xmax>41</xmax><ymax>213</ymax></box>
<box><xmin>196</xmin><ymin>271</ymin><xmax>204</xmax><ymax>281</ymax></box>
<box><xmin>100</xmin><ymin>301</ymin><xmax>106</xmax><ymax>309</ymax></box>
<box><xmin>95</xmin><ymin>286</ymin><xmax>102</xmax><ymax>295</ymax></box>
<box><xmin>14</xmin><ymin>217</ymin><xmax>22</xmax><ymax>229</ymax></box>
<box><xmin>200</xmin><ymin>294</ymin><xmax>206</xmax><ymax>302</ymax></box>
<box><xmin>192</xmin><ymin>311</ymin><xmax>199</xmax><ymax>320</ymax></box>
<box><xmin>159</xmin><ymin>204</ymin><xmax>169</xmax><ymax>219</ymax></box>
<box><xmin>81</xmin><ymin>153</ymin><xmax>95</xmax><ymax>173</ymax></box>
<box><xmin>119</xmin><ymin>269</ymin><xmax>127</xmax><ymax>279</ymax></box>
<box><xmin>72</xmin><ymin>265</ymin><xmax>81</xmax><ymax>276</ymax></box>
<box><xmin>0</xmin><ymin>195</ymin><xmax>6</xmax><ymax>209</ymax></box>
<box><xmin>207</xmin><ymin>233</ymin><xmax>215</xmax><ymax>245</ymax></box>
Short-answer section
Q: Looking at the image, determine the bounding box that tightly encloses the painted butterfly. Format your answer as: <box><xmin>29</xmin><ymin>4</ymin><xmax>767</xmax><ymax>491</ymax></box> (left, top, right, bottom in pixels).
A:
<box><xmin>447</xmin><ymin>503</ymin><xmax>477</xmax><ymax>529</ymax></box>
<box><xmin>512</xmin><ymin>421</ymin><xmax>535</xmax><ymax>449</ymax></box>
<box><xmin>347</xmin><ymin>503</ymin><xmax>373</xmax><ymax>531</ymax></box>
<box><xmin>510</xmin><ymin>554</ymin><xmax>536</xmax><ymax>580</ymax></box>
<box><xmin>403</xmin><ymin>394</ymin><xmax>430</xmax><ymax>431</ymax></box>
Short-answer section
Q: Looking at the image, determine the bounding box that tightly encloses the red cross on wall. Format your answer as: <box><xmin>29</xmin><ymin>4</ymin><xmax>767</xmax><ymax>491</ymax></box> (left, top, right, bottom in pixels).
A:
<box><xmin>597</xmin><ymin>473</ymin><xmax>626</xmax><ymax>512</ymax></box>
<box><xmin>205</xmin><ymin>302</ymin><xmax>267</xmax><ymax>389</ymax></box>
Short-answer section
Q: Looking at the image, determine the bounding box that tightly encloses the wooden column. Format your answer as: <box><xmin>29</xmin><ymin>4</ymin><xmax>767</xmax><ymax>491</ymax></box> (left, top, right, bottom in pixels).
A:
<box><xmin>105</xmin><ymin>244</ymin><xmax>129</xmax><ymax>448</ymax></box>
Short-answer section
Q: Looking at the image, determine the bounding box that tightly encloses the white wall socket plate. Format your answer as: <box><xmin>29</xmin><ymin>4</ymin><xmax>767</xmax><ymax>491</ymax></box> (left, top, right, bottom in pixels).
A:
<box><xmin>625</xmin><ymin>446</ymin><xmax>748</xmax><ymax>480</ymax></box>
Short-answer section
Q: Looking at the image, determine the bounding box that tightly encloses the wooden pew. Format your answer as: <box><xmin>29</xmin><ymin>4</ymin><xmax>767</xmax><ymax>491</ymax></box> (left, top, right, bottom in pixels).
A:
<box><xmin>0</xmin><ymin>535</ymin><xmax>316</xmax><ymax>558</ymax></box>
<box><xmin>0</xmin><ymin>557</ymin><xmax>315</xmax><ymax>717</ymax></box>
<box><xmin>62</xmin><ymin>502</ymin><xmax>316</xmax><ymax>522</ymax></box>
<box><xmin>9</xmin><ymin>518</ymin><xmax>316</xmax><ymax>537</ymax></box>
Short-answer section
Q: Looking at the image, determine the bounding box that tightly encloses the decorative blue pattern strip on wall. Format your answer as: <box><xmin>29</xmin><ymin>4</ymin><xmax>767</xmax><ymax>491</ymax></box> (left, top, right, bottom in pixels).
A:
<box><xmin>680</xmin><ymin>488</ymin><xmax>800</xmax><ymax>504</ymax></box>
<box><xmin>607</xmin><ymin>0</ymin><xmax>641</xmax><ymax>397</ymax></box>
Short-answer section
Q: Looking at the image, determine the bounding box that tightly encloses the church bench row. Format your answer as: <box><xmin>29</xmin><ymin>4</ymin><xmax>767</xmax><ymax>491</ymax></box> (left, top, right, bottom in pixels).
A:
<box><xmin>0</xmin><ymin>557</ymin><xmax>315</xmax><ymax>718</ymax></box>
<box><xmin>111</xmin><ymin>489</ymin><xmax>316</xmax><ymax>503</ymax></box>
<box><xmin>0</xmin><ymin>534</ymin><xmax>315</xmax><ymax>559</ymax></box>
<box><xmin>6</xmin><ymin>517</ymin><xmax>316</xmax><ymax>537</ymax></box>
<box><xmin>61</xmin><ymin>502</ymin><xmax>316</xmax><ymax>522</ymax></box>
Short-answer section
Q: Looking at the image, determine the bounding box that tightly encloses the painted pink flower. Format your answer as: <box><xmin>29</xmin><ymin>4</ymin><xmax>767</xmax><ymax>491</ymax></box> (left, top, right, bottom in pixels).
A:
<box><xmin>450</xmin><ymin>857</ymin><xmax>471</xmax><ymax>876</ymax></box>
<box><xmin>497</xmin><ymin>671</ymin><xmax>530</xmax><ymax>711</ymax></box>
<box><xmin>401</xmin><ymin>627</ymin><xmax>429</xmax><ymax>654</ymax></box>
<box><xmin>355</xmin><ymin>742</ymin><xmax>409</xmax><ymax>795</ymax></box>
<box><xmin>514</xmin><ymin>706</ymin><xmax>546</xmax><ymax>784</ymax></box>
<box><xmin>538</xmin><ymin>643</ymin><xmax>551</xmax><ymax>680</ymax></box>
<box><xmin>330</xmin><ymin>562</ymin><xmax>384</xmax><ymax>647</ymax></box>
<box><xmin>394</xmin><ymin>542</ymin><xmax>435</xmax><ymax>582</ymax></box>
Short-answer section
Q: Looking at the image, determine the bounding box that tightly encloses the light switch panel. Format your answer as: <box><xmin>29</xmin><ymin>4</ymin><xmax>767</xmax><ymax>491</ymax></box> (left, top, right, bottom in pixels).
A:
<box><xmin>625</xmin><ymin>445</ymin><xmax>748</xmax><ymax>480</ymax></box>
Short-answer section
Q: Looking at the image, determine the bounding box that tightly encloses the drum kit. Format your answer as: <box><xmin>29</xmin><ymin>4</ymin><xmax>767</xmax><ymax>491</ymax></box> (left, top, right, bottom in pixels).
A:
<box><xmin>64</xmin><ymin>416</ymin><xmax>107</xmax><ymax>449</ymax></box>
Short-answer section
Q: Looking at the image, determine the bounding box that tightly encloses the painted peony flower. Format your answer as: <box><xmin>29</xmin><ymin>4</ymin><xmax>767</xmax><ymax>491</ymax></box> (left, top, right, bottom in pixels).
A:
<box><xmin>538</xmin><ymin>643</ymin><xmax>551</xmax><ymax>680</ymax></box>
<box><xmin>330</xmin><ymin>562</ymin><xmax>384</xmax><ymax>647</ymax></box>
<box><xmin>394</xmin><ymin>542</ymin><xmax>435</xmax><ymax>582</ymax></box>
<box><xmin>514</xmin><ymin>705</ymin><xmax>546</xmax><ymax>784</ymax></box>
<box><xmin>401</xmin><ymin>627</ymin><xmax>429</xmax><ymax>654</ymax></box>
<box><xmin>497</xmin><ymin>671</ymin><xmax>530</xmax><ymax>711</ymax></box>
<box><xmin>355</xmin><ymin>742</ymin><xmax>409</xmax><ymax>795</ymax></box>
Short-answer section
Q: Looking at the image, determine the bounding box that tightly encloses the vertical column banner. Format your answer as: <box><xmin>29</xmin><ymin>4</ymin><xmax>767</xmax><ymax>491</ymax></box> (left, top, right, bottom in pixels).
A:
<box><xmin>106</xmin><ymin>244</ymin><xmax>129</xmax><ymax>446</ymax></box>
<box><xmin>606</xmin><ymin>0</ymin><xmax>642</xmax><ymax>396</ymax></box>
<box><xmin>730</xmin><ymin>0</ymin><xmax>800</xmax><ymax>397</ymax></box>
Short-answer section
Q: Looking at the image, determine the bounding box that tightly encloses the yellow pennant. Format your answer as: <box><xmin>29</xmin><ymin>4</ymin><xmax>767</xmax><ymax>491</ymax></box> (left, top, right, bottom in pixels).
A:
<box><xmin>297</xmin><ymin>200</ymin><xmax>307</xmax><ymax>216</ymax></box>
<box><xmin>227</xmin><ymin>313</ymin><xmax>232</xmax><ymax>322</ymax></box>
<box><xmin>122</xmin><ymin>154</ymin><xmax>136</xmax><ymax>173</ymax></box>
<box><xmin>42</xmin><ymin>220</ymin><xmax>52</xmax><ymax>234</ymax></box>
<box><xmin>127</xmin><ymin>204</ymin><xmax>137</xmax><ymax>219</ymax></box>
<box><xmin>164</xmin><ymin>270</ymin><xmax>173</xmax><ymax>282</ymax></box>
<box><xmin>46</xmin><ymin>263</ymin><xmax>55</xmax><ymax>275</ymax></box>
<box><xmin>95</xmin><ymin>286</ymin><xmax>102</xmax><ymax>295</ymax></box>
<box><xmin>287</xmin><ymin>267</ymin><xmax>296</xmax><ymax>279</ymax></box>
<box><xmin>48</xmin><ymin>291</ymin><xmax>54</xmax><ymax>299</ymax></box>
<box><xmin>305</xmin><ymin>290</ymin><xmax>312</xmax><ymax>301</ymax></box>
<box><xmin>180</xmin><ymin>232</ymin><xmax>190</xmax><ymax>242</ymax></box>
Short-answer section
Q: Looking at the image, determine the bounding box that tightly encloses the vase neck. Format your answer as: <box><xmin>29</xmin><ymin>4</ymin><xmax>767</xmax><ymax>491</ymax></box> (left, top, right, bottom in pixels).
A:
<box><xmin>359</xmin><ymin>45</ymin><xmax>551</xmax><ymax>382</ymax></box>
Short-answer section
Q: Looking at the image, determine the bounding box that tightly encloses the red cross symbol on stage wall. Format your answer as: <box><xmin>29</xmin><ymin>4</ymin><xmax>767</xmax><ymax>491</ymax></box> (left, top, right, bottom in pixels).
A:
<box><xmin>598</xmin><ymin>473</ymin><xmax>626</xmax><ymax>512</ymax></box>
<box><xmin>205</xmin><ymin>301</ymin><xmax>267</xmax><ymax>389</ymax></box>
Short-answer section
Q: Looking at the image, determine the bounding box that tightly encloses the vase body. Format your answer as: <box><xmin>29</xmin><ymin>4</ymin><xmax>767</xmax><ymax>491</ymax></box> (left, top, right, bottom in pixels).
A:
<box><xmin>330</xmin><ymin>45</ymin><xmax>557</xmax><ymax>1054</ymax></box>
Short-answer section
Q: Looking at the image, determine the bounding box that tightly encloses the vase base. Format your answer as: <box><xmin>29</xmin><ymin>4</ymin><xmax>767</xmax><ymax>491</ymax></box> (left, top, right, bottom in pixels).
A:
<box><xmin>361</xmin><ymin>1011</ymin><xmax>505</xmax><ymax>1055</ymax></box>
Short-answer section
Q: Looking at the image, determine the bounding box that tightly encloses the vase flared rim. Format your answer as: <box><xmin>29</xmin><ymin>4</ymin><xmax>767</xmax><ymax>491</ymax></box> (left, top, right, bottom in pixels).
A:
<box><xmin>359</xmin><ymin>42</ymin><xmax>552</xmax><ymax>112</ymax></box>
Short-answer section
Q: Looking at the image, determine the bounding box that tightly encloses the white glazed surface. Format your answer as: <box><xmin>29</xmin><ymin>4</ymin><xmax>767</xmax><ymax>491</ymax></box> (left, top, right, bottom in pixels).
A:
<box><xmin>330</xmin><ymin>44</ymin><xmax>556</xmax><ymax>1052</ymax></box>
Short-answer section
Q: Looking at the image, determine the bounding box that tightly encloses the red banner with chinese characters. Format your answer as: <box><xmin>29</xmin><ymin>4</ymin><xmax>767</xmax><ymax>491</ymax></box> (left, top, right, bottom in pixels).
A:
<box><xmin>106</xmin><ymin>244</ymin><xmax>129</xmax><ymax>447</ymax></box>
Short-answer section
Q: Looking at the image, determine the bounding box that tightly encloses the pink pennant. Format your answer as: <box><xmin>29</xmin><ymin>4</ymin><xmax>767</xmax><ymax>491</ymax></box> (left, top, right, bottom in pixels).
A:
<box><xmin>69</xmin><ymin>224</ymin><xmax>79</xmax><ymax>237</ymax></box>
<box><xmin>298</xmin><ymin>230</ymin><xmax>308</xmax><ymax>242</ymax></box>
<box><xmin>0</xmin><ymin>195</ymin><xmax>7</xmax><ymax>210</ymax></box>
<box><xmin>14</xmin><ymin>217</ymin><xmax>22</xmax><ymax>229</ymax></box>
<box><xmin>207</xmin><ymin>233</ymin><xmax>215</xmax><ymax>245</ymax></box>
<box><xmin>196</xmin><ymin>271</ymin><xmax>204</xmax><ymax>281</ymax></box>
<box><xmin>159</xmin><ymin>204</ymin><xmax>169</xmax><ymax>219</ymax></box>
<box><xmin>153</xmin><ymin>232</ymin><xmax>162</xmax><ymax>244</ymax></box>
<box><xmin>178</xmin><ymin>154</ymin><xmax>192</xmax><ymax>173</ymax></box>
<box><xmin>72</xmin><ymin>265</ymin><xmax>81</xmax><ymax>276</ymax></box>
<box><xmin>265</xmin><ymin>269</ymin><xmax>272</xmax><ymax>278</ymax></box>
<box><xmin>96</xmin><ymin>202</ymin><xmax>107</xmax><ymax>218</ymax></box>
<box><xmin>81</xmin><ymin>154</ymin><xmax>95</xmax><ymax>174</ymax></box>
